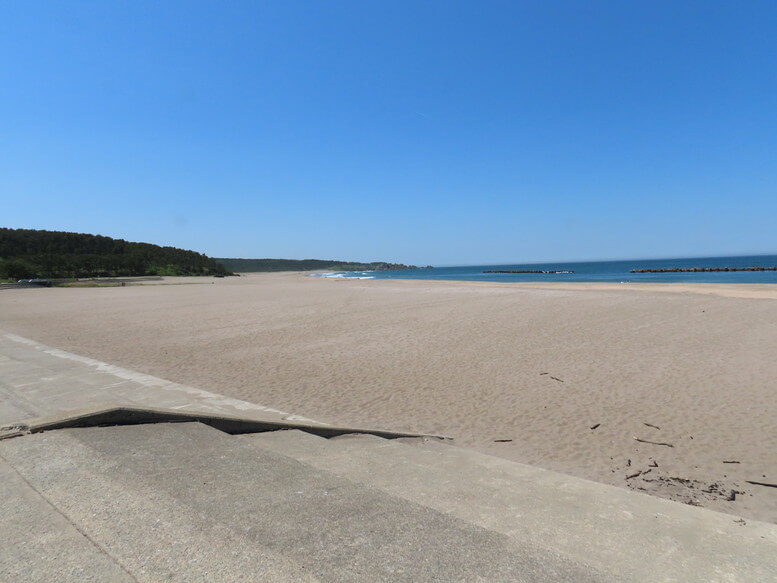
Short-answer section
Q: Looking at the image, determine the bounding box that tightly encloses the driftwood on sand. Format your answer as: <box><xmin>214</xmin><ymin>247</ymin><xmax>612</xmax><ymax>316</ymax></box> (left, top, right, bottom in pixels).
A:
<box><xmin>745</xmin><ymin>480</ymin><xmax>777</xmax><ymax>489</ymax></box>
<box><xmin>633</xmin><ymin>437</ymin><xmax>674</xmax><ymax>448</ymax></box>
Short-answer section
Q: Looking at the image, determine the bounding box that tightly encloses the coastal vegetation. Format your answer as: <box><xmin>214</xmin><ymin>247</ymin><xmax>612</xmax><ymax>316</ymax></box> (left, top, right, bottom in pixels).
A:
<box><xmin>214</xmin><ymin>258</ymin><xmax>427</xmax><ymax>272</ymax></box>
<box><xmin>0</xmin><ymin>228</ymin><xmax>229</xmax><ymax>280</ymax></box>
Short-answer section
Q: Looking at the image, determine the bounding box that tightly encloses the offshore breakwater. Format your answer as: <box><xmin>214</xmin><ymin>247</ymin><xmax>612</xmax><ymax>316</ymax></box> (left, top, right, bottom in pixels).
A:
<box><xmin>483</xmin><ymin>270</ymin><xmax>574</xmax><ymax>274</ymax></box>
<box><xmin>631</xmin><ymin>266</ymin><xmax>777</xmax><ymax>273</ymax></box>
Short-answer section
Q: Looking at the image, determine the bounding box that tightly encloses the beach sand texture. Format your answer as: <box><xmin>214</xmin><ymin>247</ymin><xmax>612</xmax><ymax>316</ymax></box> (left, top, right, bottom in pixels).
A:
<box><xmin>2</xmin><ymin>273</ymin><xmax>776</xmax><ymax>523</ymax></box>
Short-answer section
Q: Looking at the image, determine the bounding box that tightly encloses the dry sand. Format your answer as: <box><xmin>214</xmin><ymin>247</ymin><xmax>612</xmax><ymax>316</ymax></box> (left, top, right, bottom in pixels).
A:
<box><xmin>2</xmin><ymin>273</ymin><xmax>776</xmax><ymax>523</ymax></box>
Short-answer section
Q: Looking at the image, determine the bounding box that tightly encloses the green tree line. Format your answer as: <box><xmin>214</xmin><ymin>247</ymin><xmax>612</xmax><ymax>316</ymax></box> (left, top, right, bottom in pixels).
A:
<box><xmin>0</xmin><ymin>228</ymin><xmax>229</xmax><ymax>279</ymax></box>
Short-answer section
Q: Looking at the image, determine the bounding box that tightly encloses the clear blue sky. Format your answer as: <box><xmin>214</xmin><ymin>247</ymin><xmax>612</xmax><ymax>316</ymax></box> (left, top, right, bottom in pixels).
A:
<box><xmin>2</xmin><ymin>1</ymin><xmax>776</xmax><ymax>265</ymax></box>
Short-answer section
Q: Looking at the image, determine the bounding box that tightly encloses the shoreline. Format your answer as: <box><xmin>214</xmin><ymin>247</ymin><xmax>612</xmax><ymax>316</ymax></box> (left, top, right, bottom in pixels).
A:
<box><xmin>308</xmin><ymin>272</ymin><xmax>777</xmax><ymax>299</ymax></box>
<box><xmin>2</xmin><ymin>272</ymin><xmax>776</xmax><ymax>523</ymax></box>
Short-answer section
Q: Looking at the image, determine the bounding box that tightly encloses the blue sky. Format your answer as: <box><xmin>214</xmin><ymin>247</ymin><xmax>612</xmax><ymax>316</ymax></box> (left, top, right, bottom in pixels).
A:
<box><xmin>2</xmin><ymin>1</ymin><xmax>776</xmax><ymax>265</ymax></box>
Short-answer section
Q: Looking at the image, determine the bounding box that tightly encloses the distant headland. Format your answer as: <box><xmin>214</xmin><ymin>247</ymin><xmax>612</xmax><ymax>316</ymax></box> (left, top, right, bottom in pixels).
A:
<box><xmin>214</xmin><ymin>258</ymin><xmax>432</xmax><ymax>273</ymax></box>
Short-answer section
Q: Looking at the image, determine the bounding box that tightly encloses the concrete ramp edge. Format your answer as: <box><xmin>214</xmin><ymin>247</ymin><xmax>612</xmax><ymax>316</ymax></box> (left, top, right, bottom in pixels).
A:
<box><xmin>0</xmin><ymin>404</ymin><xmax>450</xmax><ymax>442</ymax></box>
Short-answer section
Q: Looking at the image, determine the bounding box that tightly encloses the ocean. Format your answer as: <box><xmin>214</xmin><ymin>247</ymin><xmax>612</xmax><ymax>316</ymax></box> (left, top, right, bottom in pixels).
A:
<box><xmin>311</xmin><ymin>254</ymin><xmax>777</xmax><ymax>284</ymax></box>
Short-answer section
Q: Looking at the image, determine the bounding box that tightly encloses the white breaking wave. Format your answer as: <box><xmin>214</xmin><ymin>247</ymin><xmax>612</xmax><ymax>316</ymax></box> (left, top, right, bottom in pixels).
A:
<box><xmin>307</xmin><ymin>272</ymin><xmax>375</xmax><ymax>280</ymax></box>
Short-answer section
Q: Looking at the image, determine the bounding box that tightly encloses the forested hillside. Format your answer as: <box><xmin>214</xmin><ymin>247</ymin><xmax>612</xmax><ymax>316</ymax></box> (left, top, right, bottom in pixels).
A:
<box><xmin>0</xmin><ymin>228</ymin><xmax>228</xmax><ymax>279</ymax></box>
<box><xmin>215</xmin><ymin>258</ymin><xmax>422</xmax><ymax>272</ymax></box>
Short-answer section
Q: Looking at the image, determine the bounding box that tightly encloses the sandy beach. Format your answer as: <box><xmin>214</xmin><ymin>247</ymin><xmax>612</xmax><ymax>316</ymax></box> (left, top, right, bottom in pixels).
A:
<box><xmin>1</xmin><ymin>273</ymin><xmax>776</xmax><ymax>523</ymax></box>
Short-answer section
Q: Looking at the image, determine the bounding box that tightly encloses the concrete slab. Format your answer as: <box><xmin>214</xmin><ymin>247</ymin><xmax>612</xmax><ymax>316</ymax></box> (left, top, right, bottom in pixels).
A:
<box><xmin>248</xmin><ymin>430</ymin><xmax>777</xmax><ymax>582</ymax></box>
<box><xmin>0</xmin><ymin>457</ymin><xmax>133</xmax><ymax>582</ymax></box>
<box><xmin>239</xmin><ymin>428</ymin><xmax>396</xmax><ymax>460</ymax></box>
<box><xmin>0</xmin><ymin>424</ymin><xmax>322</xmax><ymax>583</ymax></box>
<box><xmin>0</xmin><ymin>422</ymin><xmax>614</xmax><ymax>583</ymax></box>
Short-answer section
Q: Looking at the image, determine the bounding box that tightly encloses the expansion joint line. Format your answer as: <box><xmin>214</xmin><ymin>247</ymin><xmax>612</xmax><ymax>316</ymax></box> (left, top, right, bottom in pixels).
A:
<box><xmin>0</xmin><ymin>449</ymin><xmax>140</xmax><ymax>582</ymax></box>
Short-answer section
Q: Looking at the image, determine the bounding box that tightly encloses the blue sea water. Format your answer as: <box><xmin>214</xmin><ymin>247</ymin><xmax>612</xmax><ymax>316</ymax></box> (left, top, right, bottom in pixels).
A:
<box><xmin>312</xmin><ymin>255</ymin><xmax>777</xmax><ymax>284</ymax></box>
